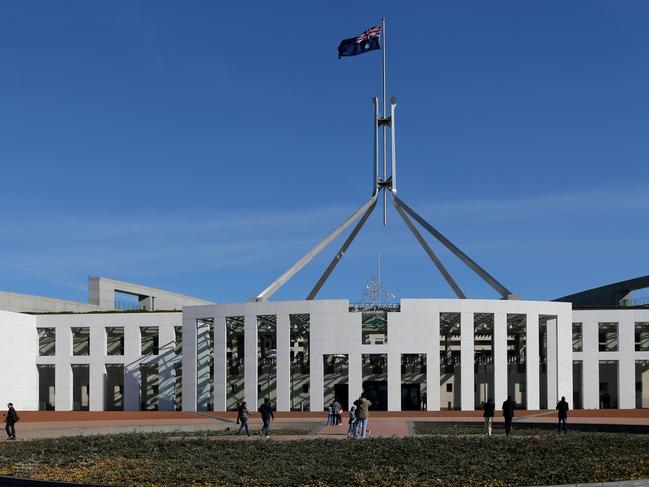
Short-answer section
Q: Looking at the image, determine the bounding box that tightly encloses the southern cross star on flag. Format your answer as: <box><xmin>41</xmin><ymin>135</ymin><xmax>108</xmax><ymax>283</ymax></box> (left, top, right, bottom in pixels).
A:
<box><xmin>338</xmin><ymin>25</ymin><xmax>381</xmax><ymax>59</ymax></box>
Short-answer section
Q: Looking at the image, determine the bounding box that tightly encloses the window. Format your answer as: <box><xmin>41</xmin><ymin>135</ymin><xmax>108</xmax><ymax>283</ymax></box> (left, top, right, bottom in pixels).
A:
<box><xmin>106</xmin><ymin>327</ymin><xmax>124</xmax><ymax>356</ymax></box>
<box><xmin>362</xmin><ymin>312</ymin><xmax>387</xmax><ymax>345</ymax></box>
<box><xmin>572</xmin><ymin>323</ymin><xmax>583</xmax><ymax>352</ymax></box>
<box><xmin>635</xmin><ymin>323</ymin><xmax>649</xmax><ymax>352</ymax></box>
<box><xmin>446</xmin><ymin>383</ymin><xmax>453</xmax><ymax>393</ymax></box>
<box><xmin>71</xmin><ymin>327</ymin><xmax>90</xmax><ymax>356</ymax></box>
<box><xmin>598</xmin><ymin>323</ymin><xmax>618</xmax><ymax>352</ymax></box>
<box><xmin>140</xmin><ymin>327</ymin><xmax>159</xmax><ymax>355</ymax></box>
<box><xmin>174</xmin><ymin>326</ymin><xmax>182</xmax><ymax>355</ymax></box>
<box><xmin>38</xmin><ymin>328</ymin><xmax>55</xmax><ymax>356</ymax></box>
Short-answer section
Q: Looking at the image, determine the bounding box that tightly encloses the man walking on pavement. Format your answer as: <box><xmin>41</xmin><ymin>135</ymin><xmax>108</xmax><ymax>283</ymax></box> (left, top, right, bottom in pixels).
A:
<box><xmin>502</xmin><ymin>395</ymin><xmax>516</xmax><ymax>437</ymax></box>
<box><xmin>483</xmin><ymin>398</ymin><xmax>495</xmax><ymax>436</ymax></box>
<box><xmin>556</xmin><ymin>396</ymin><xmax>569</xmax><ymax>433</ymax></box>
<box><xmin>258</xmin><ymin>397</ymin><xmax>274</xmax><ymax>438</ymax></box>
<box><xmin>4</xmin><ymin>403</ymin><xmax>18</xmax><ymax>440</ymax></box>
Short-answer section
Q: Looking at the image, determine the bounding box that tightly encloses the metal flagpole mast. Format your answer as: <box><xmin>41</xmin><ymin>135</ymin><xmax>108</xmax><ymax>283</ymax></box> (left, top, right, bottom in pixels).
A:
<box><xmin>381</xmin><ymin>17</ymin><xmax>387</xmax><ymax>226</ymax></box>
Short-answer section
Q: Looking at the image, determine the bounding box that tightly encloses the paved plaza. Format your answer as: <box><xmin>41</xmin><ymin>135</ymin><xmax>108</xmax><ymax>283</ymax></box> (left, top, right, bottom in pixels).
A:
<box><xmin>4</xmin><ymin>409</ymin><xmax>649</xmax><ymax>441</ymax></box>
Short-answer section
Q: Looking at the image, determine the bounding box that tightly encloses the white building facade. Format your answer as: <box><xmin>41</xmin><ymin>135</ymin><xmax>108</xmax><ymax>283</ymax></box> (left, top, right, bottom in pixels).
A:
<box><xmin>0</xmin><ymin>277</ymin><xmax>647</xmax><ymax>412</ymax></box>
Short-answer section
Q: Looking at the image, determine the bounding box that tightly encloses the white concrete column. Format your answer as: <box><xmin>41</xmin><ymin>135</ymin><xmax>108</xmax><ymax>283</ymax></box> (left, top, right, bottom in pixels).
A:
<box><xmin>348</xmin><ymin>353</ymin><xmax>362</xmax><ymax>411</ymax></box>
<box><xmin>123</xmin><ymin>362</ymin><xmax>140</xmax><ymax>411</ymax></box>
<box><xmin>244</xmin><ymin>314</ymin><xmax>258</xmax><ymax>410</ymax></box>
<box><xmin>88</xmin><ymin>326</ymin><xmax>105</xmax><ymax>411</ymax></box>
<box><xmin>157</xmin><ymin>325</ymin><xmax>176</xmax><ymax>411</ymax></box>
<box><xmin>181</xmin><ymin>315</ymin><xmax>198</xmax><ymax>412</ymax></box>
<box><xmin>493</xmin><ymin>313</ymin><xmax>507</xmax><ymax>409</ymax></box>
<box><xmin>428</xmin><ymin>312</ymin><xmax>440</xmax><ymax>411</ymax></box>
<box><xmin>213</xmin><ymin>316</ymin><xmax>227</xmax><ymax>412</ymax></box>
<box><xmin>311</xmin><ymin>353</ymin><xmax>324</xmax><ymax>412</ymax></box>
<box><xmin>276</xmin><ymin>314</ymin><xmax>290</xmax><ymax>412</ymax></box>
<box><xmin>555</xmin><ymin>309</ymin><xmax>573</xmax><ymax>405</ymax></box>
<box><xmin>54</xmin><ymin>326</ymin><xmax>72</xmax><ymax>411</ymax></box>
<box><xmin>582</xmin><ymin>319</ymin><xmax>599</xmax><ymax>409</ymax></box>
<box><xmin>526</xmin><ymin>314</ymin><xmax>540</xmax><ymax>410</ymax></box>
<box><xmin>618</xmin><ymin>318</ymin><xmax>635</xmax><ymax>409</ymax></box>
<box><xmin>124</xmin><ymin>325</ymin><xmax>141</xmax><ymax>411</ymax></box>
<box><xmin>387</xmin><ymin>352</ymin><xmax>401</xmax><ymax>411</ymax></box>
<box><xmin>460</xmin><ymin>312</ymin><xmax>474</xmax><ymax>411</ymax></box>
<box><xmin>89</xmin><ymin>363</ymin><xmax>105</xmax><ymax>411</ymax></box>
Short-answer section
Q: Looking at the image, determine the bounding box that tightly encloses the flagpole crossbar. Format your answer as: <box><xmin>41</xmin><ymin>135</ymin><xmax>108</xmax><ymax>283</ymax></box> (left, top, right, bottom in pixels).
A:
<box><xmin>254</xmin><ymin>19</ymin><xmax>517</xmax><ymax>302</ymax></box>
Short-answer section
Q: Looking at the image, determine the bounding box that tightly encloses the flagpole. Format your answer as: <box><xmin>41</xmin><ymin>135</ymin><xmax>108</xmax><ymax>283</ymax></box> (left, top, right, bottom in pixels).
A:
<box><xmin>381</xmin><ymin>17</ymin><xmax>387</xmax><ymax>226</ymax></box>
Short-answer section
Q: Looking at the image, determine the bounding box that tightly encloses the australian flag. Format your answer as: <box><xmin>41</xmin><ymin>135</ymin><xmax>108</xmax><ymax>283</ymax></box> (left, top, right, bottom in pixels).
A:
<box><xmin>338</xmin><ymin>25</ymin><xmax>381</xmax><ymax>59</ymax></box>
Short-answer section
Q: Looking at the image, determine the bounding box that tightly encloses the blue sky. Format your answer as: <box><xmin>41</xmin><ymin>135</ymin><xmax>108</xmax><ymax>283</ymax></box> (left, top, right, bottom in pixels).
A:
<box><xmin>1</xmin><ymin>1</ymin><xmax>648</xmax><ymax>304</ymax></box>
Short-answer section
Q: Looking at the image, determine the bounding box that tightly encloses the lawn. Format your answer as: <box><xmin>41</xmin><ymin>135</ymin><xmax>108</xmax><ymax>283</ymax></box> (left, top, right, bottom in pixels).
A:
<box><xmin>0</xmin><ymin>430</ymin><xmax>647</xmax><ymax>486</ymax></box>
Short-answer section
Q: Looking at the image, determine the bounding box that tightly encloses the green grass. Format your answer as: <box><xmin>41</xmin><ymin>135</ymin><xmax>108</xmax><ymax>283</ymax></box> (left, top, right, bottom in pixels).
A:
<box><xmin>0</xmin><ymin>431</ymin><xmax>648</xmax><ymax>486</ymax></box>
<box><xmin>413</xmin><ymin>422</ymin><xmax>549</xmax><ymax>436</ymax></box>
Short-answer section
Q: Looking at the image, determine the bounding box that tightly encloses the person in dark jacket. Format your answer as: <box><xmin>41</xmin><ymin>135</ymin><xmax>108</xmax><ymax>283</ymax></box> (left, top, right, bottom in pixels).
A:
<box><xmin>482</xmin><ymin>398</ymin><xmax>495</xmax><ymax>436</ymax></box>
<box><xmin>234</xmin><ymin>401</ymin><xmax>253</xmax><ymax>437</ymax></box>
<box><xmin>556</xmin><ymin>396</ymin><xmax>569</xmax><ymax>433</ymax></box>
<box><xmin>352</xmin><ymin>394</ymin><xmax>372</xmax><ymax>439</ymax></box>
<box><xmin>502</xmin><ymin>396</ymin><xmax>516</xmax><ymax>436</ymax></box>
<box><xmin>4</xmin><ymin>403</ymin><xmax>18</xmax><ymax>440</ymax></box>
<box><xmin>258</xmin><ymin>398</ymin><xmax>274</xmax><ymax>438</ymax></box>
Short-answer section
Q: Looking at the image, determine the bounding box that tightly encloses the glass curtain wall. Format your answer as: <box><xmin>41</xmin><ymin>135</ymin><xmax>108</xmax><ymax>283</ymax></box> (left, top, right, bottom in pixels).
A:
<box><xmin>71</xmin><ymin>364</ymin><xmax>90</xmax><ymax>411</ymax></box>
<box><xmin>323</xmin><ymin>354</ymin><xmax>348</xmax><ymax>410</ymax></box>
<box><xmin>507</xmin><ymin>314</ymin><xmax>527</xmax><ymax>408</ymax></box>
<box><xmin>538</xmin><ymin>316</ymin><xmax>555</xmax><ymax>409</ymax></box>
<box><xmin>290</xmin><ymin>314</ymin><xmax>310</xmax><ymax>411</ymax></box>
<box><xmin>226</xmin><ymin>316</ymin><xmax>245</xmax><ymax>411</ymax></box>
<box><xmin>362</xmin><ymin>354</ymin><xmax>388</xmax><ymax>411</ymax></box>
<box><xmin>474</xmin><ymin>313</ymin><xmax>494</xmax><ymax>409</ymax></box>
<box><xmin>196</xmin><ymin>318</ymin><xmax>214</xmax><ymax>411</ymax></box>
<box><xmin>401</xmin><ymin>354</ymin><xmax>426</xmax><ymax>410</ymax></box>
<box><xmin>599</xmin><ymin>360</ymin><xmax>618</xmax><ymax>408</ymax></box>
<box><xmin>37</xmin><ymin>364</ymin><xmax>55</xmax><ymax>410</ymax></box>
<box><xmin>573</xmin><ymin>361</ymin><xmax>583</xmax><ymax>409</ymax></box>
<box><xmin>140</xmin><ymin>363</ymin><xmax>159</xmax><ymax>410</ymax></box>
<box><xmin>257</xmin><ymin>315</ymin><xmax>277</xmax><ymax>408</ymax></box>
<box><xmin>636</xmin><ymin>360</ymin><xmax>649</xmax><ymax>408</ymax></box>
<box><xmin>440</xmin><ymin>313</ymin><xmax>461</xmax><ymax>410</ymax></box>
<box><xmin>105</xmin><ymin>364</ymin><xmax>124</xmax><ymax>411</ymax></box>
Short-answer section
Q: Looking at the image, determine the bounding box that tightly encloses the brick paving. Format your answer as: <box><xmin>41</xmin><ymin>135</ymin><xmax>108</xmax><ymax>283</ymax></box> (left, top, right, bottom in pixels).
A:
<box><xmin>3</xmin><ymin>409</ymin><xmax>649</xmax><ymax>441</ymax></box>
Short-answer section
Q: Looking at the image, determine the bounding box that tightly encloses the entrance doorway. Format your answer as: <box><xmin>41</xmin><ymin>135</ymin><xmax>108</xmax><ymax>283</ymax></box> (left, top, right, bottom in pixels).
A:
<box><xmin>401</xmin><ymin>384</ymin><xmax>421</xmax><ymax>410</ymax></box>
<box><xmin>333</xmin><ymin>383</ymin><xmax>349</xmax><ymax>411</ymax></box>
<box><xmin>363</xmin><ymin>381</ymin><xmax>387</xmax><ymax>411</ymax></box>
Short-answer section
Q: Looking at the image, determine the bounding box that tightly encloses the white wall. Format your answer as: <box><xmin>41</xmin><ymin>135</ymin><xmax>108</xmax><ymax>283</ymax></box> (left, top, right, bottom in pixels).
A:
<box><xmin>35</xmin><ymin>311</ymin><xmax>182</xmax><ymax>411</ymax></box>
<box><xmin>572</xmin><ymin>308</ymin><xmax>649</xmax><ymax>409</ymax></box>
<box><xmin>0</xmin><ymin>311</ymin><xmax>38</xmax><ymax>410</ymax></box>
<box><xmin>183</xmin><ymin>298</ymin><xmax>572</xmax><ymax>412</ymax></box>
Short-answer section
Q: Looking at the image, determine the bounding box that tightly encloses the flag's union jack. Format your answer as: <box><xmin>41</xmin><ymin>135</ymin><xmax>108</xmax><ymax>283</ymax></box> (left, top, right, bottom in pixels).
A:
<box><xmin>356</xmin><ymin>25</ymin><xmax>381</xmax><ymax>44</ymax></box>
<box><xmin>338</xmin><ymin>24</ymin><xmax>382</xmax><ymax>59</ymax></box>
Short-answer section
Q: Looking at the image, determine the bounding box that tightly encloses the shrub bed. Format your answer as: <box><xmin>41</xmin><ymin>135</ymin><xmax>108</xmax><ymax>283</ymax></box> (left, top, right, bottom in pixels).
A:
<box><xmin>0</xmin><ymin>432</ymin><xmax>647</xmax><ymax>486</ymax></box>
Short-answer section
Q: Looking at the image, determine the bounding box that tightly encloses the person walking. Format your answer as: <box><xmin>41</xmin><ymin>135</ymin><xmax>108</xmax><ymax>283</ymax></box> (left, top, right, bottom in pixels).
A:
<box><xmin>4</xmin><ymin>403</ymin><xmax>18</xmax><ymax>440</ymax></box>
<box><xmin>326</xmin><ymin>404</ymin><xmax>334</xmax><ymax>426</ymax></box>
<box><xmin>234</xmin><ymin>401</ymin><xmax>253</xmax><ymax>437</ymax></box>
<box><xmin>482</xmin><ymin>398</ymin><xmax>495</xmax><ymax>436</ymax></box>
<box><xmin>332</xmin><ymin>399</ymin><xmax>341</xmax><ymax>426</ymax></box>
<box><xmin>353</xmin><ymin>394</ymin><xmax>372</xmax><ymax>439</ymax></box>
<box><xmin>502</xmin><ymin>395</ymin><xmax>516</xmax><ymax>437</ymax></box>
<box><xmin>258</xmin><ymin>398</ymin><xmax>274</xmax><ymax>438</ymax></box>
<box><xmin>556</xmin><ymin>396</ymin><xmax>569</xmax><ymax>433</ymax></box>
<box><xmin>347</xmin><ymin>405</ymin><xmax>357</xmax><ymax>437</ymax></box>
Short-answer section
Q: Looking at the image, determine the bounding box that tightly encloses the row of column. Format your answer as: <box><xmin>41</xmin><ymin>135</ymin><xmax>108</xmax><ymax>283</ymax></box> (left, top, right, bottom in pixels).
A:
<box><xmin>48</xmin><ymin>325</ymin><xmax>179</xmax><ymax>411</ymax></box>
<box><xmin>187</xmin><ymin>310</ymin><xmax>572</xmax><ymax>412</ymax></box>
<box><xmin>577</xmin><ymin>319</ymin><xmax>644</xmax><ymax>409</ymax></box>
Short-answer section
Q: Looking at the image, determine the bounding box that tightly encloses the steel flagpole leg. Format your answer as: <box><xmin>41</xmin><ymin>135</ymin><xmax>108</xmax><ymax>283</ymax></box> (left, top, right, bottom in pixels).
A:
<box><xmin>382</xmin><ymin>17</ymin><xmax>387</xmax><ymax>225</ymax></box>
